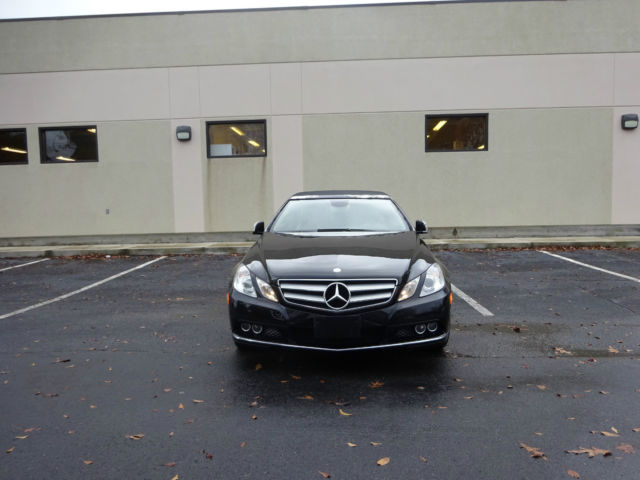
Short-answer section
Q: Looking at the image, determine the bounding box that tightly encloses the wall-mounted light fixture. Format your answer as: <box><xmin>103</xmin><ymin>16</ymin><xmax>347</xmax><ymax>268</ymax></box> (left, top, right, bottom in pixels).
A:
<box><xmin>621</xmin><ymin>114</ymin><xmax>638</xmax><ymax>130</ymax></box>
<box><xmin>176</xmin><ymin>125</ymin><xmax>192</xmax><ymax>141</ymax></box>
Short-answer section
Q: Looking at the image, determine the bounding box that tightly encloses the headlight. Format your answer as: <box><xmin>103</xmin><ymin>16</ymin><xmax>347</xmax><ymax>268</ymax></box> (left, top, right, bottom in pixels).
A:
<box><xmin>420</xmin><ymin>263</ymin><xmax>445</xmax><ymax>297</ymax></box>
<box><xmin>256</xmin><ymin>277</ymin><xmax>278</xmax><ymax>303</ymax></box>
<box><xmin>398</xmin><ymin>276</ymin><xmax>419</xmax><ymax>301</ymax></box>
<box><xmin>232</xmin><ymin>264</ymin><xmax>256</xmax><ymax>297</ymax></box>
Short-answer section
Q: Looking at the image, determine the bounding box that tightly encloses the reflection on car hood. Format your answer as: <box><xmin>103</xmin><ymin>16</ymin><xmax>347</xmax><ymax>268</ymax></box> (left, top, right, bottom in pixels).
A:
<box><xmin>247</xmin><ymin>231</ymin><xmax>429</xmax><ymax>281</ymax></box>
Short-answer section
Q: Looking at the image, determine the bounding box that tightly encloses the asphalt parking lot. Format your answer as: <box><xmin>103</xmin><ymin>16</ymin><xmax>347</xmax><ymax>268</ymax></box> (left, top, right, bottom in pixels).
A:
<box><xmin>1</xmin><ymin>249</ymin><xmax>639</xmax><ymax>479</ymax></box>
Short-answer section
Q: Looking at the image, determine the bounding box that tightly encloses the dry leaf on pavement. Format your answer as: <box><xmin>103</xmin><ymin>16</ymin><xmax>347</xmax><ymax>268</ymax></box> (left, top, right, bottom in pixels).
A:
<box><xmin>616</xmin><ymin>443</ymin><xmax>635</xmax><ymax>454</ymax></box>
<box><xmin>520</xmin><ymin>442</ymin><xmax>548</xmax><ymax>460</ymax></box>
<box><xmin>377</xmin><ymin>457</ymin><xmax>390</xmax><ymax>466</ymax></box>
<box><xmin>567</xmin><ymin>470</ymin><xmax>580</xmax><ymax>479</ymax></box>
<box><xmin>566</xmin><ymin>446</ymin><xmax>612</xmax><ymax>458</ymax></box>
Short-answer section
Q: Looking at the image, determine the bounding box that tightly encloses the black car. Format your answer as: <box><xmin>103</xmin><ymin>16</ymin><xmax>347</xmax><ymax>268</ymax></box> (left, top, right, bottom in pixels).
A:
<box><xmin>227</xmin><ymin>190</ymin><xmax>451</xmax><ymax>352</ymax></box>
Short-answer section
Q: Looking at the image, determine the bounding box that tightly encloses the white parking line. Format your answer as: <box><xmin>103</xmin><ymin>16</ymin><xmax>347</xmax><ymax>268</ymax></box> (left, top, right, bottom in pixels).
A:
<box><xmin>0</xmin><ymin>258</ymin><xmax>50</xmax><ymax>273</ymax></box>
<box><xmin>539</xmin><ymin>250</ymin><xmax>640</xmax><ymax>283</ymax></box>
<box><xmin>451</xmin><ymin>284</ymin><xmax>494</xmax><ymax>317</ymax></box>
<box><xmin>0</xmin><ymin>256</ymin><xmax>167</xmax><ymax>320</ymax></box>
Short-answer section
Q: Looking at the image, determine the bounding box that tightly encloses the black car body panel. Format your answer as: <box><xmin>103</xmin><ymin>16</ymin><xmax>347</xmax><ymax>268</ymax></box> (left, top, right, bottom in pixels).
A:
<box><xmin>227</xmin><ymin>190</ymin><xmax>451</xmax><ymax>352</ymax></box>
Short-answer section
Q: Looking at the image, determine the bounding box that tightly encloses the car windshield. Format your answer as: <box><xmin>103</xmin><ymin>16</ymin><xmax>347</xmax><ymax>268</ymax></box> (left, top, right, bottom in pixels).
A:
<box><xmin>270</xmin><ymin>198</ymin><xmax>410</xmax><ymax>233</ymax></box>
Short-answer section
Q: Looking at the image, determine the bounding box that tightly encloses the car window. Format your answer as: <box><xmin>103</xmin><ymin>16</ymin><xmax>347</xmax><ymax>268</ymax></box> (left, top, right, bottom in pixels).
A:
<box><xmin>270</xmin><ymin>198</ymin><xmax>410</xmax><ymax>233</ymax></box>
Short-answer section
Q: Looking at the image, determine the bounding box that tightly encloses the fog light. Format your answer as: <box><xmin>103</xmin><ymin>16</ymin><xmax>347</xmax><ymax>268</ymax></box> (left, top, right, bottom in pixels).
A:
<box><xmin>240</xmin><ymin>323</ymin><xmax>251</xmax><ymax>333</ymax></box>
<box><xmin>414</xmin><ymin>323</ymin><xmax>427</xmax><ymax>335</ymax></box>
<box><xmin>427</xmin><ymin>321</ymin><xmax>438</xmax><ymax>333</ymax></box>
<box><xmin>251</xmin><ymin>324</ymin><xmax>263</xmax><ymax>335</ymax></box>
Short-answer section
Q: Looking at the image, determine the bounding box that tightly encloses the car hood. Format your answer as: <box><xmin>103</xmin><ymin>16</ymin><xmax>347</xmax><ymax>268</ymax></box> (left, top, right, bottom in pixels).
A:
<box><xmin>243</xmin><ymin>231</ymin><xmax>437</xmax><ymax>282</ymax></box>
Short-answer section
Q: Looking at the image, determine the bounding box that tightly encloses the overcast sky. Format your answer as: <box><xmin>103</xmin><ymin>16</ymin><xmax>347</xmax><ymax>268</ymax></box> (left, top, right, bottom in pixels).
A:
<box><xmin>0</xmin><ymin>0</ymin><xmax>452</xmax><ymax>20</ymax></box>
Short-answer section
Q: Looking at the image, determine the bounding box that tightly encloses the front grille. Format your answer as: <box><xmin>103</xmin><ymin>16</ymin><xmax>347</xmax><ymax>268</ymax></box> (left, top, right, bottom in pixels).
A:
<box><xmin>278</xmin><ymin>278</ymin><xmax>397</xmax><ymax>313</ymax></box>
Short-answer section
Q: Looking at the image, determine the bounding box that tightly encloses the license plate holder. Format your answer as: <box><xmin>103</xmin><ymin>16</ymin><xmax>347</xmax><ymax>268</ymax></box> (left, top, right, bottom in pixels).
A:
<box><xmin>314</xmin><ymin>316</ymin><xmax>362</xmax><ymax>339</ymax></box>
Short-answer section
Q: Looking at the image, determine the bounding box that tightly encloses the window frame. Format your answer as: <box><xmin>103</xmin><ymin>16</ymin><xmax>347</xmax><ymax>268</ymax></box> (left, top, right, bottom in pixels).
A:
<box><xmin>39</xmin><ymin>125</ymin><xmax>99</xmax><ymax>164</ymax></box>
<box><xmin>206</xmin><ymin>120</ymin><xmax>267</xmax><ymax>158</ymax></box>
<box><xmin>0</xmin><ymin>128</ymin><xmax>29</xmax><ymax>165</ymax></box>
<box><xmin>425</xmin><ymin>113</ymin><xmax>489</xmax><ymax>153</ymax></box>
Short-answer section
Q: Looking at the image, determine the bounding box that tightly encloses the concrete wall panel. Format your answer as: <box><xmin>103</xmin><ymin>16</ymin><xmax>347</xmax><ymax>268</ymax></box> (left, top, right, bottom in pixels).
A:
<box><xmin>198</xmin><ymin>65</ymin><xmax>271</xmax><ymax>118</ymax></box>
<box><xmin>303</xmin><ymin>109</ymin><xmax>612</xmax><ymax>227</ymax></box>
<box><xmin>0</xmin><ymin>121</ymin><xmax>174</xmax><ymax>237</ymax></box>
<box><xmin>0</xmin><ymin>69</ymin><xmax>170</xmax><ymax>125</ymax></box>
<box><xmin>301</xmin><ymin>55</ymin><xmax>615</xmax><ymax>114</ymax></box>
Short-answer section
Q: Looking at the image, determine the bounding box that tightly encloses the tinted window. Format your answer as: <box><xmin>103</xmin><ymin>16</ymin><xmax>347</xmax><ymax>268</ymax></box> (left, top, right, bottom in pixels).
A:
<box><xmin>39</xmin><ymin>126</ymin><xmax>98</xmax><ymax>163</ymax></box>
<box><xmin>426</xmin><ymin>114</ymin><xmax>488</xmax><ymax>151</ymax></box>
<box><xmin>207</xmin><ymin>120</ymin><xmax>266</xmax><ymax>157</ymax></box>
<box><xmin>270</xmin><ymin>199</ymin><xmax>410</xmax><ymax>233</ymax></box>
<box><xmin>0</xmin><ymin>129</ymin><xmax>28</xmax><ymax>165</ymax></box>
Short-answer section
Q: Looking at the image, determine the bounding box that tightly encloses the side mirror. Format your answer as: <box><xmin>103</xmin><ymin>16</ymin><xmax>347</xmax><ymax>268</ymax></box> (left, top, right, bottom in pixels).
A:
<box><xmin>415</xmin><ymin>220</ymin><xmax>428</xmax><ymax>234</ymax></box>
<box><xmin>252</xmin><ymin>221</ymin><xmax>265</xmax><ymax>235</ymax></box>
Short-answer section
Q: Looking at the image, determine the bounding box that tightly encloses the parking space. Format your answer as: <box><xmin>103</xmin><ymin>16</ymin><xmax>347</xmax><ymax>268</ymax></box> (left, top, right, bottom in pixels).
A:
<box><xmin>1</xmin><ymin>249</ymin><xmax>639</xmax><ymax>479</ymax></box>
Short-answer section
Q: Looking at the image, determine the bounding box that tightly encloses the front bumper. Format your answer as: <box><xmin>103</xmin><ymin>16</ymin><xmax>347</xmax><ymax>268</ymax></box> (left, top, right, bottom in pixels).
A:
<box><xmin>228</xmin><ymin>288</ymin><xmax>450</xmax><ymax>352</ymax></box>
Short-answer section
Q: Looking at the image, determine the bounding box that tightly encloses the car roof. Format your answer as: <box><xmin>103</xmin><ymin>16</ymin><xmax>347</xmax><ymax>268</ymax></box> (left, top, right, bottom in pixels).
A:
<box><xmin>290</xmin><ymin>190</ymin><xmax>390</xmax><ymax>200</ymax></box>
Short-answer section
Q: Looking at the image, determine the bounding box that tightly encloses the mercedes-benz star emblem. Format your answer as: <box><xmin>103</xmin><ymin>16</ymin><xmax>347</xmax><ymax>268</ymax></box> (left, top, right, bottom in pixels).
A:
<box><xmin>324</xmin><ymin>282</ymin><xmax>351</xmax><ymax>310</ymax></box>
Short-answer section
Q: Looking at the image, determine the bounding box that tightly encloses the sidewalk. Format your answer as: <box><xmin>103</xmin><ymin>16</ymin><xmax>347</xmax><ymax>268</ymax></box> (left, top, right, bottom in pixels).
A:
<box><xmin>1</xmin><ymin>236</ymin><xmax>639</xmax><ymax>258</ymax></box>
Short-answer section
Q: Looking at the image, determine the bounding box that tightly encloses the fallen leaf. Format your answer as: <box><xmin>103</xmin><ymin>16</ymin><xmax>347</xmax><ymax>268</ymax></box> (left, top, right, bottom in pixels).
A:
<box><xmin>554</xmin><ymin>347</ymin><xmax>573</xmax><ymax>355</ymax></box>
<box><xmin>163</xmin><ymin>388</ymin><xmax>172</xmax><ymax>393</ymax></box>
<box><xmin>599</xmin><ymin>431</ymin><xmax>619</xmax><ymax>437</ymax></box>
<box><xmin>567</xmin><ymin>470</ymin><xmax>580</xmax><ymax>479</ymax></box>
<box><xmin>339</xmin><ymin>409</ymin><xmax>352</xmax><ymax>416</ymax></box>
<box><xmin>240</xmin><ymin>441</ymin><xmax>246</xmax><ymax>448</ymax></box>
<box><xmin>318</xmin><ymin>471</ymin><xmax>331</xmax><ymax>478</ymax></box>
<box><xmin>370</xmin><ymin>442</ymin><xmax>382</xmax><ymax>446</ymax></box>
<box><xmin>369</xmin><ymin>381</ymin><xmax>384</xmax><ymax>389</ymax></box>
<box><xmin>347</xmin><ymin>442</ymin><xmax>357</xmax><ymax>447</ymax></box>
<box><xmin>162</xmin><ymin>462</ymin><xmax>177</xmax><ymax>467</ymax></box>
<box><xmin>255</xmin><ymin>363</ymin><xmax>262</xmax><ymax>371</ymax></box>
<box><xmin>170</xmin><ymin>475</ymin><xmax>179</xmax><ymax>480</ymax></box>
<box><xmin>202</xmin><ymin>450</ymin><xmax>213</xmax><ymax>460</ymax></box>
<box><xmin>83</xmin><ymin>460</ymin><xmax>93</xmax><ymax>465</ymax></box>
<box><xmin>251</xmin><ymin>414</ymin><xmax>258</xmax><ymax>420</ymax></box>
<box><xmin>520</xmin><ymin>443</ymin><xmax>547</xmax><ymax>460</ymax></box>
<box><xmin>611</xmin><ymin>427</ymin><xmax>619</xmax><ymax>434</ymax></box>
<box><xmin>125</xmin><ymin>434</ymin><xmax>144</xmax><ymax>440</ymax></box>
<box><xmin>6</xmin><ymin>446</ymin><xmax>15</xmax><ymax>454</ymax></box>
<box><xmin>298</xmin><ymin>395</ymin><xmax>314</xmax><ymax>400</ymax></box>
<box><xmin>599</xmin><ymin>391</ymin><xmax>609</xmax><ymax>395</ymax></box>
<box><xmin>632</xmin><ymin>427</ymin><xmax>640</xmax><ymax>433</ymax></box>
<box><xmin>14</xmin><ymin>435</ymin><xmax>28</xmax><ymax>440</ymax></box>
<box><xmin>290</xmin><ymin>374</ymin><xmax>302</xmax><ymax>380</ymax></box>
<box><xmin>193</xmin><ymin>399</ymin><xmax>204</xmax><ymax>404</ymax></box>
<box><xmin>616</xmin><ymin>443</ymin><xmax>635</xmax><ymax>454</ymax></box>
<box><xmin>178</xmin><ymin>403</ymin><xmax>185</xmax><ymax>410</ymax></box>
<box><xmin>566</xmin><ymin>446</ymin><xmax>612</xmax><ymax>458</ymax></box>
<box><xmin>184</xmin><ymin>419</ymin><xmax>194</xmax><ymax>424</ymax></box>
<box><xmin>608</xmin><ymin>346</ymin><xmax>619</xmax><ymax>354</ymax></box>
<box><xmin>537</xmin><ymin>385</ymin><xmax>547</xmax><ymax>391</ymax></box>
<box><xmin>377</xmin><ymin>457</ymin><xmax>390</xmax><ymax>466</ymax></box>
<box><xmin>23</xmin><ymin>427</ymin><xmax>40</xmax><ymax>433</ymax></box>
<box><xmin>420</xmin><ymin>456</ymin><xmax>428</xmax><ymax>463</ymax></box>
<box><xmin>169</xmin><ymin>432</ymin><xmax>174</xmax><ymax>438</ymax></box>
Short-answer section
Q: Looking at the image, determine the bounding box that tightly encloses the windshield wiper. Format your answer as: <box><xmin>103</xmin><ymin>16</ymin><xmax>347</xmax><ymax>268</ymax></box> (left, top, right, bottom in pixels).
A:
<box><xmin>316</xmin><ymin>228</ymin><xmax>371</xmax><ymax>232</ymax></box>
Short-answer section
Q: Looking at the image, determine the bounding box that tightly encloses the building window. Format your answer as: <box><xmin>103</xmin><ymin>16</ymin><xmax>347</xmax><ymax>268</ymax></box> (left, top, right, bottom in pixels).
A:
<box><xmin>39</xmin><ymin>126</ymin><xmax>98</xmax><ymax>163</ymax></box>
<box><xmin>426</xmin><ymin>114</ymin><xmax>488</xmax><ymax>152</ymax></box>
<box><xmin>0</xmin><ymin>129</ymin><xmax>28</xmax><ymax>165</ymax></box>
<box><xmin>207</xmin><ymin>120</ymin><xmax>267</xmax><ymax>158</ymax></box>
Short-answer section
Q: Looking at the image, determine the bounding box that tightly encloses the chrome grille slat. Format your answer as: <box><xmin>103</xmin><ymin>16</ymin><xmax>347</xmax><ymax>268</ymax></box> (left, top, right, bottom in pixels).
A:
<box><xmin>278</xmin><ymin>278</ymin><xmax>397</xmax><ymax>312</ymax></box>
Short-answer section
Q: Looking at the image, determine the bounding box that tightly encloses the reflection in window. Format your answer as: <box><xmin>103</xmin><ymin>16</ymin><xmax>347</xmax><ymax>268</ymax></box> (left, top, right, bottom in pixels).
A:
<box><xmin>39</xmin><ymin>126</ymin><xmax>98</xmax><ymax>163</ymax></box>
<box><xmin>426</xmin><ymin>114</ymin><xmax>488</xmax><ymax>152</ymax></box>
<box><xmin>0</xmin><ymin>129</ymin><xmax>28</xmax><ymax>165</ymax></box>
<box><xmin>207</xmin><ymin>120</ymin><xmax>266</xmax><ymax>158</ymax></box>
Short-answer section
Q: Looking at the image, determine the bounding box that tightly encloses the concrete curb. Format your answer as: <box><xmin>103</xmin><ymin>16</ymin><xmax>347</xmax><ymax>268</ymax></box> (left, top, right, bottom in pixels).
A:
<box><xmin>1</xmin><ymin>237</ymin><xmax>639</xmax><ymax>258</ymax></box>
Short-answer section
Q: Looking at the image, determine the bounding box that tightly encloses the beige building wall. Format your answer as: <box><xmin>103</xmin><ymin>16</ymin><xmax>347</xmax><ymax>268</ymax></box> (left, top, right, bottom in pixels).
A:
<box><xmin>0</xmin><ymin>0</ymin><xmax>639</xmax><ymax>237</ymax></box>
